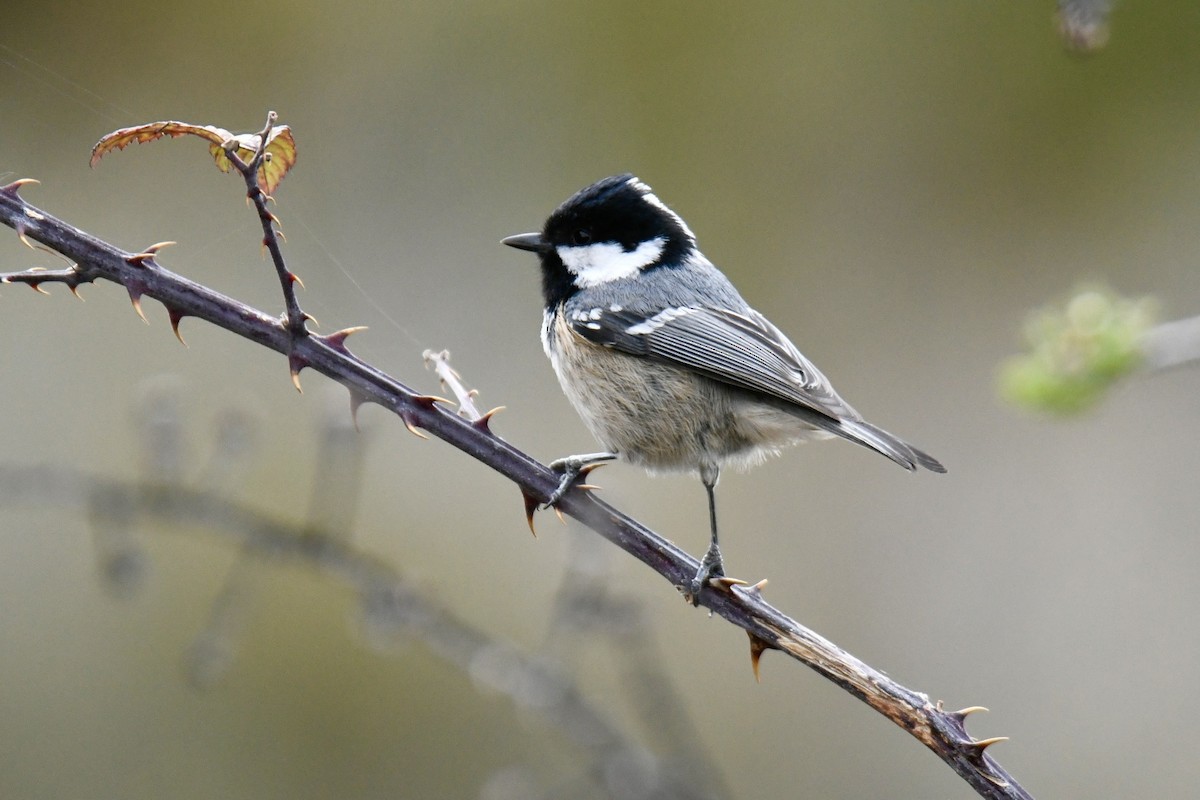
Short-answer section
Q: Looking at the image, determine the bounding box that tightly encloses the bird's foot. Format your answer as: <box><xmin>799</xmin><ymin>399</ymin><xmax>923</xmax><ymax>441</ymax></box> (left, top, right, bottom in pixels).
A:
<box><xmin>543</xmin><ymin>452</ymin><xmax>617</xmax><ymax>508</ymax></box>
<box><xmin>683</xmin><ymin>542</ymin><xmax>731</xmax><ymax>606</ymax></box>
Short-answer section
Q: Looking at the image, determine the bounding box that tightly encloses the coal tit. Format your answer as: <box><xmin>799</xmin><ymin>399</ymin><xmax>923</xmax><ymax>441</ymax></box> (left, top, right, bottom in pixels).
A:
<box><xmin>503</xmin><ymin>174</ymin><xmax>945</xmax><ymax>601</ymax></box>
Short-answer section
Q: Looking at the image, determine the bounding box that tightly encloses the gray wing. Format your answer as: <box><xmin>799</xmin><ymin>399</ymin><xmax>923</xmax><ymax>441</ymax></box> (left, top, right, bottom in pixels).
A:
<box><xmin>569</xmin><ymin>304</ymin><xmax>945</xmax><ymax>472</ymax></box>
<box><xmin>571</xmin><ymin>304</ymin><xmax>861</xmax><ymax>421</ymax></box>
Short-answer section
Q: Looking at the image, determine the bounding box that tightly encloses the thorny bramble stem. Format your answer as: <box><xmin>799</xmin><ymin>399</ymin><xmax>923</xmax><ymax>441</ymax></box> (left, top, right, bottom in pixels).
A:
<box><xmin>223</xmin><ymin>111</ymin><xmax>309</xmax><ymax>338</ymax></box>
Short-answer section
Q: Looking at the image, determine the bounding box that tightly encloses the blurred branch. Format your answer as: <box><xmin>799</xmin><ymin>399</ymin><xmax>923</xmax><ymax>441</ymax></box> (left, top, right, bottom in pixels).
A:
<box><xmin>1140</xmin><ymin>314</ymin><xmax>1200</xmax><ymax>372</ymax></box>
<box><xmin>0</xmin><ymin>120</ymin><xmax>1031</xmax><ymax>799</ymax></box>
<box><xmin>0</xmin><ymin>460</ymin><xmax>720</xmax><ymax>800</ymax></box>
<box><xmin>547</xmin><ymin>530</ymin><xmax>731</xmax><ymax>798</ymax></box>
<box><xmin>999</xmin><ymin>285</ymin><xmax>1200</xmax><ymax>416</ymax></box>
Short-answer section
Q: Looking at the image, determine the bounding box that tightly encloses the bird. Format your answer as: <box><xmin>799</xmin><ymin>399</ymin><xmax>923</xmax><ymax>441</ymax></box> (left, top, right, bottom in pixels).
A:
<box><xmin>502</xmin><ymin>174</ymin><xmax>945</xmax><ymax>602</ymax></box>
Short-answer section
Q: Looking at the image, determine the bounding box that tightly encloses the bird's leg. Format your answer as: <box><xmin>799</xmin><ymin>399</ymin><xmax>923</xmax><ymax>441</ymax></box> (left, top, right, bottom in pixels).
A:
<box><xmin>544</xmin><ymin>452</ymin><xmax>618</xmax><ymax>508</ymax></box>
<box><xmin>688</xmin><ymin>464</ymin><xmax>725</xmax><ymax>604</ymax></box>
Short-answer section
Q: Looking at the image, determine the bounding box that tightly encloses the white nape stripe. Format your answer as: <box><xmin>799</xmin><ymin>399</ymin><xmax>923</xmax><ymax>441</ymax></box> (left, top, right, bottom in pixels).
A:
<box><xmin>556</xmin><ymin>236</ymin><xmax>666</xmax><ymax>288</ymax></box>
<box><xmin>625</xmin><ymin>305</ymin><xmax>700</xmax><ymax>335</ymax></box>
<box><xmin>628</xmin><ymin>178</ymin><xmax>695</xmax><ymax>240</ymax></box>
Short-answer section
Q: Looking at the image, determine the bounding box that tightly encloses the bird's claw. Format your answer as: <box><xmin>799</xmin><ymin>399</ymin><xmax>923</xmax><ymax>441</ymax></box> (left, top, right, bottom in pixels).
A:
<box><xmin>543</xmin><ymin>452</ymin><xmax>617</xmax><ymax>508</ymax></box>
<box><xmin>682</xmin><ymin>542</ymin><xmax>729</xmax><ymax>606</ymax></box>
<box><xmin>542</xmin><ymin>471</ymin><xmax>578</xmax><ymax>509</ymax></box>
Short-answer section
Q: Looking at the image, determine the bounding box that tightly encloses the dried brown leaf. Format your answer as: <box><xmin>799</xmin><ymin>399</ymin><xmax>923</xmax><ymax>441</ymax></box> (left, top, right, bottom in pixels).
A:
<box><xmin>91</xmin><ymin>122</ymin><xmax>232</xmax><ymax>166</ymax></box>
<box><xmin>91</xmin><ymin>121</ymin><xmax>297</xmax><ymax>195</ymax></box>
<box><xmin>209</xmin><ymin>126</ymin><xmax>297</xmax><ymax>195</ymax></box>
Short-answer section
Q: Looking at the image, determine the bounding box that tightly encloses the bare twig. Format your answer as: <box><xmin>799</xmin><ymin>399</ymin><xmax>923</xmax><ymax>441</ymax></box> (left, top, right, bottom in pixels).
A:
<box><xmin>424</xmin><ymin>348</ymin><xmax>483</xmax><ymax>419</ymax></box>
<box><xmin>0</xmin><ymin>167</ymin><xmax>1031</xmax><ymax>798</ymax></box>
<box><xmin>424</xmin><ymin>348</ymin><xmax>506</xmax><ymax>431</ymax></box>
<box><xmin>222</xmin><ymin>111</ymin><xmax>310</xmax><ymax>340</ymax></box>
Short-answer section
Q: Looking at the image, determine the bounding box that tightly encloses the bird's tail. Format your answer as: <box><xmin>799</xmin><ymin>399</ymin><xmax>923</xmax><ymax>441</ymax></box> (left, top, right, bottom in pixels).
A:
<box><xmin>836</xmin><ymin>419</ymin><xmax>947</xmax><ymax>473</ymax></box>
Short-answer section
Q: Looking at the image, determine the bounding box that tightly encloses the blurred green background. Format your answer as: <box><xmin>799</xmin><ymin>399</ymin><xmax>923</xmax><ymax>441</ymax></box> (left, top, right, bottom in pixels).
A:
<box><xmin>4</xmin><ymin>2</ymin><xmax>1200</xmax><ymax>798</ymax></box>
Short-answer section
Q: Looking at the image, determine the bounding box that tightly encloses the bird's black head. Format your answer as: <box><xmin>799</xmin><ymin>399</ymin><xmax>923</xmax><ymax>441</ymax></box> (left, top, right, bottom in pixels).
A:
<box><xmin>502</xmin><ymin>174</ymin><xmax>696</xmax><ymax>307</ymax></box>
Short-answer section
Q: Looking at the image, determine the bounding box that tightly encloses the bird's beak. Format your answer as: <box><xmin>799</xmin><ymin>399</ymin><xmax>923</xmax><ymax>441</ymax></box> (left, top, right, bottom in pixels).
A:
<box><xmin>501</xmin><ymin>232</ymin><xmax>549</xmax><ymax>253</ymax></box>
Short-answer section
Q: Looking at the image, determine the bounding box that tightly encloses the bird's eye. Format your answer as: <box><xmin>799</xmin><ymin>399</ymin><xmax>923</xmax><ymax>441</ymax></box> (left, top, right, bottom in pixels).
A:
<box><xmin>571</xmin><ymin>228</ymin><xmax>592</xmax><ymax>245</ymax></box>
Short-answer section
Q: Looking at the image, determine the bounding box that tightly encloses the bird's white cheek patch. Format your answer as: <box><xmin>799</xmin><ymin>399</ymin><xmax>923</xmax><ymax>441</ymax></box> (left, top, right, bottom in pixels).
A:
<box><xmin>557</xmin><ymin>237</ymin><xmax>666</xmax><ymax>287</ymax></box>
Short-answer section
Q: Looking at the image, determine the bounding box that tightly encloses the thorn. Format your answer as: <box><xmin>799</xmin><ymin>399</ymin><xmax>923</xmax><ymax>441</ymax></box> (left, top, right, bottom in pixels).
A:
<box><xmin>2</xmin><ymin>178</ymin><xmax>40</xmax><ymax>195</ymax></box>
<box><xmin>521</xmin><ymin>491</ymin><xmax>539</xmax><ymax>536</ymax></box>
<box><xmin>276</xmin><ymin>229</ymin><xmax>287</xmax><ymax>244</ymax></box>
<box><xmin>467</xmin><ymin>389</ymin><xmax>479</xmax><ymax>398</ymax></box>
<box><xmin>267</xmin><ymin>211</ymin><xmax>282</xmax><ymax>226</ymax></box>
<box><xmin>473</xmin><ymin>405</ymin><xmax>505</xmax><ymax>432</ymax></box>
<box><xmin>747</xmin><ymin>632</ymin><xmax>775</xmax><ymax>683</ymax></box>
<box><xmin>575</xmin><ymin>484</ymin><xmax>602</xmax><ymax>492</ymax></box>
<box><xmin>288</xmin><ymin>353</ymin><xmax>306</xmax><ymax>393</ymax></box>
<box><xmin>30</xmin><ymin>281</ymin><xmax>50</xmax><ymax>296</ymax></box>
<box><xmin>714</xmin><ymin>576</ymin><xmax>750</xmax><ymax>589</ymax></box>
<box><xmin>167</xmin><ymin>307</ymin><xmax>188</xmax><ymax>346</ymax></box>
<box><xmin>323</xmin><ymin>325</ymin><xmax>368</xmax><ymax>352</ymax></box>
<box><xmin>128</xmin><ymin>288</ymin><xmax>149</xmax><ymax>324</ymax></box>
<box><xmin>969</xmin><ymin>737</ymin><xmax>1009</xmax><ymax>752</ymax></box>
<box><xmin>953</xmin><ymin>706</ymin><xmax>990</xmax><ymax>720</ymax></box>
<box><xmin>16</xmin><ymin>223</ymin><xmax>34</xmax><ymax>250</ymax></box>
<box><xmin>577</xmin><ymin>462</ymin><xmax>608</xmax><ymax>478</ymax></box>
<box><xmin>729</xmin><ymin>578</ymin><xmax>767</xmax><ymax>602</ymax></box>
<box><xmin>413</xmin><ymin>394</ymin><xmax>453</xmax><ymax>408</ymax></box>
<box><xmin>348</xmin><ymin>391</ymin><xmax>367</xmax><ymax>431</ymax></box>
<box><xmin>554</xmin><ymin>506</ymin><xmax>565</xmax><ymax>525</ymax></box>
<box><xmin>68</xmin><ymin>284</ymin><xmax>85</xmax><ymax>300</ymax></box>
<box><xmin>304</xmin><ymin>312</ymin><xmax>319</xmax><ymax>329</ymax></box>
<box><xmin>401</xmin><ymin>414</ymin><xmax>428</xmax><ymax>439</ymax></box>
<box><xmin>983</xmin><ymin>773</ymin><xmax>1010</xmax><ymax>789</ymax></box>
<box><xmin>287</xmin><ymin>271</ymin><xmax>304</xmax><ymax>290</ymax></box>
<box><xmin>518</xmin><ymin>491</ymin><xmax>542</xmax><ymax>534</ymax></box>
<box><xmin>125</xmin><ymin>245</ymin><xmax>168</xmax><ymax>265</ymax></box>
